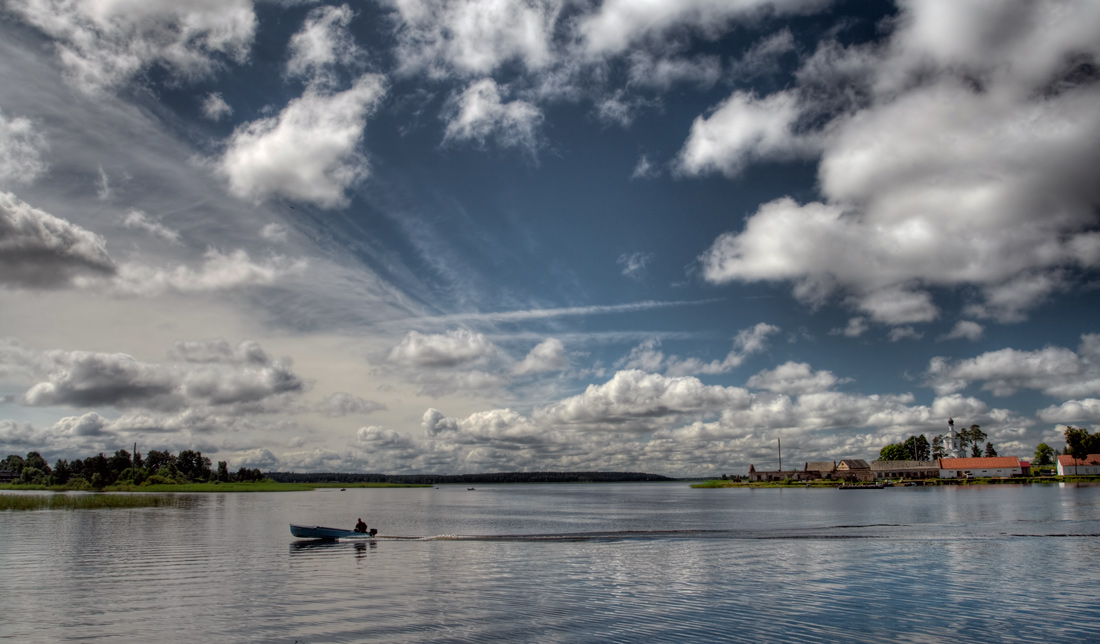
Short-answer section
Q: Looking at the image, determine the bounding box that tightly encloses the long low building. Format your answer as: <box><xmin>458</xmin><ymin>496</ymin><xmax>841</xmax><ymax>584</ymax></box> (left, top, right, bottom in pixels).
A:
<box><xmin>870</xmin><ymin>460</ymin><xmax>939</xmax><ymax>480</ymax></box>
<box><xmin>1056</xmin><ymin>454</ymin><xmax>1100</xmax><ymax>476</ymax></box>
<box><xmin>938</xmin><ymin>456</ymin><xmax>1024</xmax><ymax>479</ymax></box>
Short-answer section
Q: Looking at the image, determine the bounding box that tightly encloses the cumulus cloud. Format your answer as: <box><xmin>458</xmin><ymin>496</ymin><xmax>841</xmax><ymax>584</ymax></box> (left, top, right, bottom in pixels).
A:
<box><xmin>386</xmin><ymin>0</ymin><xmax>560</xmax><ymax>77</ymax></box>
<box><xmin>442</xmin><ymin>79</ymin><xmax>543</xmax><ymax>154</ymax></box>
<box><xmin>513</xmin><ymin>338</ymin><xmax>567</xmax><ymax>375</ymax></box>
<box><xmin>676</xmin><ymin>90</ymin><xmax>817</xmax><ymax>178</ymax></box>
<box><xmin>7</xmin><ymin>0</ymin><xmax>256</xmax><ymax>93</ymax></box>
<box><xmin>3</xmin><ymin>338</ymin><xmax>306</xmax><ymax>413</ymax></box>
<box><xmin>693</xmin><ymin>0</ymin><xmax>1100</xmax><ymax>323</ymax></box>
<box><xmin>941</xmin><ymin>320</ymin><xmax>984</xmax><ymax>342</ymax></box>
<box><xmin>577</xmin><ymin>0</ymin><xmax>828</xmax><ymax>57</ymax></box>
<box><xmin>220</xmin><ymin>74</ymin><xmax>387</xmax><ymax>208</ymax></box>
<box><xmin>387</xmin><ymin>328</ymin><xmax>498</xmax><ymax>368</ymax></box>
<box><xmin>0</xmin><ymin>191</ymin><xmax>117</xmax><ymax>288</ymax></box>
<box><xmin>286</xmin><ymin>4</ymin><xmax>362</xmax><ymax>86</ymax></box>
<box><xmin>746</xmin><ymin>361</ymin><xmax>839</xmax><ymax>395</ymax></box>
<box><xmin>0</xmin><ymin>110</ymin><xmax>48</xmax><ymax>185</ymax></box>
<box><xmin>108</xmin><ymin>248</ymin><xmax>307</xmax><ymax>297</ymax></box>
<box><xmin>1037</xmin><ymin>399</ymin><xmax>1100</xmax><ymax>424</ymax></box>
<box><xmin>201</xmin><ymin>92</ymin><xmax>233</xmax><ymax>121</ymax></box>
<box><xmin>927</xmin><ymin>334</ymin><xmax>1100</xmax><ymax>399</ymax></box>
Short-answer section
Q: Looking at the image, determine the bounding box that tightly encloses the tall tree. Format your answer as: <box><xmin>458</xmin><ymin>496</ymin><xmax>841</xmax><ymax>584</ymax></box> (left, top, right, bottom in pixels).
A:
<box><xmin>1064</xmin><ymin>426</ymin><xmax>1091</xmax><ymax>476</ymax></box>
<box><xmin>904</xmin><ymin>435</ymin><xmax>931</xmax><ymax>461</ymax></box>
<box><xmin>1033</xmin><ymin>443</ymin><xmax>1055</xmax><ymax>467</ymax></box>
<box><xmin>879</xmin><ymin>443</ymin><xmax>909</xmax><ymax>461</ymax></box>
<box><xmin>983</xmin><ymin>442</ymin><xmax>998</xmax><ymax>457</ymax></box>
<box><xmin>932</xmin><ymin>435</ymin><xmax>947</xmax><ymax>459</ymax></box>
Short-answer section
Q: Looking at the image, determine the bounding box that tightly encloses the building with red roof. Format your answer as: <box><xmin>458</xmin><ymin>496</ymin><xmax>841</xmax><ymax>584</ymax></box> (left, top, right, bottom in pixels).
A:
<box><xmin>1056</xmin><ymin>454</ymin><xmax>1100</xmax><ymax>476</ymax></box>
<box><xmin>939</xmin><ymin>456</ymin><xmax>1023</xmax><ymax>479</ymax></box>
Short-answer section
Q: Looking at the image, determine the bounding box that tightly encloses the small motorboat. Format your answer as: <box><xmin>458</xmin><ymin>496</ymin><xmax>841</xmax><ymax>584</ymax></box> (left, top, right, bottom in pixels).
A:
<box><xmin>290</xmin><ymin>523</ymin><xmax>378</xmax><ymax>540</ymax></box>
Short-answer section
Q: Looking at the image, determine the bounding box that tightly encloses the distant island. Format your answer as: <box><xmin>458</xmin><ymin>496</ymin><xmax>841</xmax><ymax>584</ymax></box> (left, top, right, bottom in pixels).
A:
<box><xmin>267</xmin><ymin>471</ymin><xmax>676</xmax><ymax>485</ymax></box>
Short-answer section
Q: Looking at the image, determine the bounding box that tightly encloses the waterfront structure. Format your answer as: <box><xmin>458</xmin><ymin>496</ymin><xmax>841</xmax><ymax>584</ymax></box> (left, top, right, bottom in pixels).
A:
<box><xmin>804</xmin><ymin>461</ymin><xmax>837</xmax><ymax>479</ymax></box>
<box><xmin>1056</xmin><ymin>454</ymin><xmax>1100</xmax><ymax>476</ymax></box>
<box><xmin>0</xmin><ymin>469</ymin><xmax>14</xmax><ymax>483</ymax></box>
<box><xmin>835</xmin><ymin>459</ymin><xmax>874</xmax><ymax>482</ymax></box>
<box><xmin>746</xmin><ymin>464</ymin><xmax>809</xmax><ymax>482</ymax></box>
<box><xmin>870</xmin><ymin>460</ymin><xmax>939</xmax><ymax>481</ymax></box>
<box><xmin>939</xmin><ymin>456</ymin><xmax>1023</xmax><ymax>479</ymax></box>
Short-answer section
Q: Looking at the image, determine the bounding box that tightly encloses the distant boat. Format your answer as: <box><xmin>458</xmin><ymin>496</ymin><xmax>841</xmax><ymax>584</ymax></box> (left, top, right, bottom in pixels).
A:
<box><xmin>467</xmin><ymin>487</ymin><xmax>475</xmax><ymax>490</ymax></box>
<box><xmin>290</xmin><ymin>524</ymin><xmax>377</xmax><ymax>539</ymax></box>
<box><xmin>838</xmin><ymin>483</ymin><xmax>885</xmax><ymax>490</ymax></box>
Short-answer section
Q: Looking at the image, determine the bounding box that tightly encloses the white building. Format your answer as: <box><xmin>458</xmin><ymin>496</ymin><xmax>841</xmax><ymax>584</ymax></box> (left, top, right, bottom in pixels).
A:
<box><xmin>939</xmin><ymin>457</ymin><xmax>1023</xmax><ymax>479</ymax></box>
<box><xmin>1056</xmin><ymin>454</ymin><xmax>1100</xmax><ymax>476</ymax></box>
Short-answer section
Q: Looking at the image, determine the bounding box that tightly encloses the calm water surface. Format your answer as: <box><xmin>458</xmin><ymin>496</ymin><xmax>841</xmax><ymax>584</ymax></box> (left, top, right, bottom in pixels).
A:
<box><xmin>1</xmin><ymin>483</ymin><xmax>1098</xmax><ymax>643</ymax></box>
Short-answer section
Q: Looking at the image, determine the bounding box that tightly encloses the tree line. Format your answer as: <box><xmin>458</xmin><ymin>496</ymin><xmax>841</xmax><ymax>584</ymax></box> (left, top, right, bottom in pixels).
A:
<box><xmin>879</xmin><ymin>425</ymin><xmax>998</xmax><ymax>461</ymax></box>
<box><xmin>267</xmin><ymin>471</ymin><xmax>675</xmax><ymax>484</ymax></box>
<box><xmin>1</xmin><ymin>449</ymin><xmax>265</xmax><ymax>489</ymax></box>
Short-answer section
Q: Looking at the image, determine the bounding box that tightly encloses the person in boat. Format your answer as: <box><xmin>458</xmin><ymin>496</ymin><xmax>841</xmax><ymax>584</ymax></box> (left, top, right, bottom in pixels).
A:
<box><xmin>354</xmin><ymin>518</ymin><xmax>368</xmax><ymax>533</ymax></box>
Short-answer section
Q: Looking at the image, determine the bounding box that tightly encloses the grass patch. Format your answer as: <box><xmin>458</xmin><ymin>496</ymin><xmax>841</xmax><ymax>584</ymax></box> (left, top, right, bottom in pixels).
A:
<box><xmin>0</xmin><ymin>493</ymin><xmax>194</xmax><ymax>511</ymax></box>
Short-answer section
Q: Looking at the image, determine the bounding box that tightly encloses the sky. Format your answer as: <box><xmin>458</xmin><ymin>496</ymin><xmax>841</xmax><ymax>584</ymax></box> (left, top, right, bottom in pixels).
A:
<box><xmin>1</xmin><ymin>0</ymin><xmax>1099</xmax><ymax>477</ymax></box>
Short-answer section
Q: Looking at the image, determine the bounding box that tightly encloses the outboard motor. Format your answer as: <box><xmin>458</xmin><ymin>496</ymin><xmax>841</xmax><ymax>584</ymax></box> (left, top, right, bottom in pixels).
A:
<box><xmin>369</xmin><ymin>528</ymin><xmax>378</xmax><ymax>537</ymax></box>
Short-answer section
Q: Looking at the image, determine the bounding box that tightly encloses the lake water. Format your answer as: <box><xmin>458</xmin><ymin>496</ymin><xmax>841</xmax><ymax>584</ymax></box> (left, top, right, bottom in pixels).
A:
<box><xmin>1</xmin><ymin>483</ymin><xmax>1098</xmax><ymax>643</ymax></box>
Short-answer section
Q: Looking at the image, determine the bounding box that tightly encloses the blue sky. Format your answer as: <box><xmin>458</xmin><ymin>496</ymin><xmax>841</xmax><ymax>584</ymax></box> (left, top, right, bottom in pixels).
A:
<box><xmin>2</xmin><ymin>0</ymin><xmax>1099</xmax><ymax>476</ymax></box>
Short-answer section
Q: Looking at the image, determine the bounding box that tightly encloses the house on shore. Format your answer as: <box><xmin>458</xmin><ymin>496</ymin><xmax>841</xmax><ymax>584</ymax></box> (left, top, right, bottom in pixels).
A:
<box><xmin>835</xmin><ymin>459</ymin><xmax>874</xmax><ymax>482</ymax></box>
<box><xmin>0</xmin><ymin>469</ymin><xmax>16</xmax><ymax>483</ymax></box>
<box><xmin>870</xmin><ymin>460</ymin><xmax>939</xmax><ymax>481</ymax></box>
<box><xmin>1056</xmin><ymin>454</ymin><xmax>1100</xmax><ymax>476</ymax></box>
<box><xmin>939</xmin><ymin>456</ymin><xmax>1023</xmax><ymax>479</ymax></box>
<box><xmin>804</xmin><ymin>461</ymin><xmax>837</xmax><ymax>480</ymax></box>
<box><xmin>747</xmin><ymin>464</ymin><xmax>810</xmax><ymax>482</ymax></box>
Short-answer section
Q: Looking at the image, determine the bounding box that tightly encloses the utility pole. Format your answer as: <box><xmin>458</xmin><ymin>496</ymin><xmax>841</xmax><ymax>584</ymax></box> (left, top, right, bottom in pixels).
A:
<box><xmin>778</xmin><ymin>438</ymin><xmax>782</xmax><ymax>472</ymax></box>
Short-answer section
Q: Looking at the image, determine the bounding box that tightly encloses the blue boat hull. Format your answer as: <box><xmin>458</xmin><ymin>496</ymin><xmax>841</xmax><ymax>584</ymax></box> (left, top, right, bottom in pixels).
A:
<box><xmin>290</xmin><ymin>524</ymin><xmax>377</xmax><ymax>539</ymax></box>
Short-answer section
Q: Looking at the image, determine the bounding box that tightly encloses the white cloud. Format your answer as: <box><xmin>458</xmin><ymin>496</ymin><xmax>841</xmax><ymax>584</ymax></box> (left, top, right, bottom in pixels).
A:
<box><xmin>201</xmin><ymin>92</ymin><xmax>233</xmax><ymax>121</ymax></box>
<box><xmin>4</xmin><ymin>338</ymin><xmax>306</xmax><ymax>412</ymax></box>
<box><xmin>387</xmin><ymin>328</ymin><xmax>498</xmax><ymax>368</ymax></box>
<box><xmin>927</xmin><ymin>334</ymin><xmax>1100</xmax><ymax>398</ymax></box>
<box><xmin>617</xmin><ymin>251</ymin><xmax>654</xmax><ymax>280</ymax></box>
<box><xmin>0</xmin><ymin>110</ymin><xmax>48</xmax><ymax>185</ymax></box>
<box><xmin>7</xmin><ymin>0</ymin><xmax>256</xmax><ymax>93</ymax></box>
<box><xmin>833</xmin><ymin>316</ymin><xmax>868</xmax><ymax>338</ymax></box>
<box><xmin>746</xmin><ymin>361</ymin><xmax>838</xmax><ymax>395</ymax></box>
<box><xmin>0</xmin><ymin>191</ymin><xmax>117</xmax><ymax>288</ymax></box>
<box><xmin>260</xmin><ymin>223</ymin><xmax>289</xmax><ymax>243</ymax></box>
<box><xmin>107</xmin><ymin>248</ymin><xmax>307</xmax><ymax>297</ymax></box>
<box><xmin>577</xmin><ymin>0</ymin><xmax>828</xmax><ymax>57</ymax></box>
<box><xmin>887</xmin><ymin>326</ymin><xmax>923</xmax><ymax>342</ymax></box>
<box><xmin>693</xmin><ymin>0</ymin><xmax>1100</xmax><ymax>322</ymax></box>
<box><xmin>536</xmin><ymin>369</ymin><xmax>753</xmax><ymax>429</ymax></box>
<box><xmin>625</xmin><ymin>52</ymin><xmax>722</xmax><ymax>90</ymax></box>
<box><xmin>664</xmin><ymin>322</ymin><xmax>780</xmax><ymax>376</ymax></box>
<box><xmin>941</xmin><ymin>320</ymin><xmax>984</xmax><ymax>342</ymax></box>
<box><xmin>1037</xmin><ymin>399</ymin><xmax>1100</xmax><ymax>424</ymax></box>
<box><xmin>220</xmin><ymin>74</ymin><xmax>387</xmax><ymax>208</ymax></box>
<box><xmin>513</xmin><ymin>338</ymin><xmax>567</xmax><ymax>375</ymax></box>
<box><xmin>122</xmin><ymin>210</ymin><xmax>181</xmax><ymax>244</ymax></box>
<box><xmin>442</xmin><ymin>78</ymin><xmax>543</xmax><ymax>154</ymax></box>
<box><xmin>630</xmin><ymin>155</ymin><xmax>659</xmax><ymax>180</ymax></box>
<box><xmin>676</xmin><ymin>90</ymin><xmax>816</xmax><ymax>178</ymax></box>
<box><xmin>386</xmin><ymin>0</ymin><xmax>561</xmax><ymax>77</ymax></box>
<box><xmin>286</xmin><ymin>4</ymin><xmax>361</xmax><ymax>87</ymax></box>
